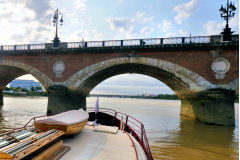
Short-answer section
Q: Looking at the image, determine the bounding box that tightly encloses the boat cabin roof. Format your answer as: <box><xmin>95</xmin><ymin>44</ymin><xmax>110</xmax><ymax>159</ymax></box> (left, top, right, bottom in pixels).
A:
<box><xmin>35</xmin><ymin>109</ymin><xmax>89</xmax><ymax>126</ymax></box>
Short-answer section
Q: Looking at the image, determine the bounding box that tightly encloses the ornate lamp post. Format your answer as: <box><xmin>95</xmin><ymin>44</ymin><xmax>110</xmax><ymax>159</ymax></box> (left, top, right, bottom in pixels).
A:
<box><xmin>52</xmin><ymin>8</ymin><xmax>63</xmax><ymax>47</ymax></box>
<box><xmin>219</xmin><ymin>0</ymin><xmax>236</xmax><ymax>41</ymax></box>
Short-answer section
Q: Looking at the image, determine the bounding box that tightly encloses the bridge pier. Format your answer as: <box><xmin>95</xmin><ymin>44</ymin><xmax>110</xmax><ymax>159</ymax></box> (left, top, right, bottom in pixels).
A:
<box><xmin>180</xmin><ymin>89</ymin><xmax>235</xmax><ymax>126</ymax></box>
<box><xmin>47</xmin><ymin>85</ymin><xmax>86</xmax><ymax>115</ymax></box>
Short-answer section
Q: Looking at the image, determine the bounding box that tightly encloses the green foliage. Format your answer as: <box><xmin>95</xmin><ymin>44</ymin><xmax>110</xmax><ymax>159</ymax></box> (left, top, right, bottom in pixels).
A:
<box><xmin>153</xmin><ymin>94</ymin><xmax>179</xmax><ymax>100</ymax></box>
<box><xmin>3</xmin><ymin>85</ymin><xmax>48</xmax><ymax>97</ymax></box>
<box><xmin>3</xmin><ymin>87</ymin><xmax>10</xmax><ymax>91</ymax></box>
<box><xmin>35</xmin><ymin>86</ymin><xmax>42</xmax><ymax>91</ymax></box>
<box><xmin>21</xmin><ymin>88</ymin><xmax>29</xmax><ymax>93</ymax></box>
<box><xmin>13</xmin><ymin>88</ymin><xmax>21</xmax><ymax>92</ymax></box>
<box><xmin>235</xmin><ymin>95</ymin><xmax>239</xmax><ymax>103</ymax></box>
<box><xmin>31</xmin><ymin>86</ymin><xmax>35</xmax><ymax>92</ymax></box>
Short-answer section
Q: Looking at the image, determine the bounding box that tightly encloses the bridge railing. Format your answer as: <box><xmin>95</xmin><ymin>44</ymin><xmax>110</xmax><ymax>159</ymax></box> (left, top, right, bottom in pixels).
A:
<box><xmin>0</xmin><ymin>44</ymin><xmax>45</xmax><ymax>51</ymax></box>
<box><xmin>67</xmin><ymin>36</ymin><xmax>211</xmax><ymax>48</ymax></box>
<box><xmin>66</xmin><ymin>36</ymin><xmax>211</xmax><ymax>48</ymax></box>
<box><xmin>0</xmin><ymin>35</ymin><xmax>238</xmax><ymax>52</ymax></box>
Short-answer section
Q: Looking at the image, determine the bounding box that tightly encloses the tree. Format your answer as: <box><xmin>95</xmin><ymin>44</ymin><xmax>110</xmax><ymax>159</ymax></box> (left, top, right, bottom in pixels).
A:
<box><xmin>4</xmin><ymin>87</ymin><xmax>10</xmax><ymax>91</ymax></box>
<box><xmin>35</xmin><ymin>86</ymin><xmax>42</xmax><ymax>91</ymax></box>
<box><xmin>31</xmin><ymin>86</ymin><xmax>35</xmax><ymax>92</ymax></box>
<box><xmin>13</xmin><ymin>88</ymin><xmax>21</xmax><ymax>92</ymax></box>
<box><xmin>21</xmin><ymin>88</ymin><xmax>28</xmax><ymax>93</ymax></box>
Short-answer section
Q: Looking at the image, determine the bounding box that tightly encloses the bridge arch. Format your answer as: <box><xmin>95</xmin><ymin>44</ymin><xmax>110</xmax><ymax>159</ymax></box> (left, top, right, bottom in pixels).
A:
<box><xmin>0</xmin><ymin>60</ymin><xmax>54</xmax><ymax>90</ymax></box>
<box><xmin>65</xmin><ymin>57</ymin><xmax>214</xmax><ymax>97</ymax></box>
<box><xmin>47</xmin><ymin>57</ymin><xmax>235</xmax><ymax>126</ymax></box>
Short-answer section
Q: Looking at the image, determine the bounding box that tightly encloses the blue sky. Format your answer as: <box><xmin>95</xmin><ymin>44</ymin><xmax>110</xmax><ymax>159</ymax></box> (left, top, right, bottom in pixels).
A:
<box><xmin>1</xmin><ymin>0</ymin><xmax>239</xmax><ymax>95</ymax></box>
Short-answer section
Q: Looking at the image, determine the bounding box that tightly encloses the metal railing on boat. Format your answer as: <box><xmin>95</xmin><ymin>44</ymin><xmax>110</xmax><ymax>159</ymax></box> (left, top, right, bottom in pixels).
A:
<box><xmin>14</xmin><ymin>108</ymin><xmax>153</xmax><ymax>160</ymax></box>
<box><xmin>87</xmin><ymin>107</ymin><xmax>153</xmax><ymax>160</ymax></box>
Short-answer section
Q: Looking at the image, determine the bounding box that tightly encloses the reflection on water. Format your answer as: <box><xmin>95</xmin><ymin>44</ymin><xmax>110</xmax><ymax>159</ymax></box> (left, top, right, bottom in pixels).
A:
<box><xmin>0</xmin><ymin>97</ymin><xmax>47</xmax><ymax>129</ymax></box>
<box><xmin>87</xmin><ymin>97</ymin><xmax>239</xmax><ymax>160</ymax></box>
<box><xmin>0</xmin><ymin>97</ymin><xmax>238</xmax><ymax>160</ymax></box>
<box><xmin>152</xmin><ymin>120</ymin><xmax>238</xmax><ymax>160</ymax></box>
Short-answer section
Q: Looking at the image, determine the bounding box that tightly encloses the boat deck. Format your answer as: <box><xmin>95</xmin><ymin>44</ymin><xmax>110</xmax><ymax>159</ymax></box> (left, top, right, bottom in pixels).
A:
<box><xmin>61</xmin><ymin>125</ymin><xmax>147</xmax><ymax>160</ymax></box>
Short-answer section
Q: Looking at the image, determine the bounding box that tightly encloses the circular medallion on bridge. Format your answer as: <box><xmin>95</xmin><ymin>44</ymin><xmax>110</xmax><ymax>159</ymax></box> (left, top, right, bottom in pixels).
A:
<box><xmin>211</xmin><ymin>57</ymin><xmax>230</xmax><ymax>79</ymax></box>
<box><xmin>53</xmin><ymin>60</ymin><xmax>65</xmax><ymax>78</ymax></box>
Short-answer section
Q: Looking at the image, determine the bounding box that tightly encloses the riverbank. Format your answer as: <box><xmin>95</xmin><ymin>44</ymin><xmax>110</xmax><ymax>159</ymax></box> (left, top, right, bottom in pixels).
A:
<box><xmin>89</xmin><ymin>94</ymin><xmax>179</xmax><ymax>100</ymax></box>
<box><xmin>3</xmin><ymin>93</ymin><xmax>239</xmax><ymax>102</ymax></box>
<box><xmin>3</xmin><ymin>93</ymin><xmax>179</xmax><ymax>100</ymax></box>
<box><xmin>3</xmin><ymin>92</ymin><xmax>48</xmax><ymax>97</ymax></box>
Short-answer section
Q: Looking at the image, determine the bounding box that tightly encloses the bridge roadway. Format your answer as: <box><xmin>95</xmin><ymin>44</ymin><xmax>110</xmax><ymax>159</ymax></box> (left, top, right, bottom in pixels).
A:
<box><xmin>0</xmin><ymin>35</ymin><xmax>238</xmax><ymax>126</ymax></box>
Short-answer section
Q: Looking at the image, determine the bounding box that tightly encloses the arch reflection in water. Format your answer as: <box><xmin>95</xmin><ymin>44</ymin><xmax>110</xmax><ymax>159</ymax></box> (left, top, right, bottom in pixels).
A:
<box><xmin>147</xmin><ymin>104</ymin><xmax>238</xmax><ymax>160</ymax></box>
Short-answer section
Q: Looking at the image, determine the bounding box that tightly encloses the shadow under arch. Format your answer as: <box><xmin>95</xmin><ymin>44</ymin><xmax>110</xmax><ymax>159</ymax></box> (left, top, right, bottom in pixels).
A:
<box><xmin>73</xmin><ymin>63</ymin><xmax>191</xmax><ymax>98</ymax></box>
<box><xmin>0</xmin><ymin>60</ymin><xmax>54</xmax><ymax>89</ymax></box>
<box><xmin>65</xmin><ymin>57</ymin><xmax>214</xmax><ymax>98</ymax></box>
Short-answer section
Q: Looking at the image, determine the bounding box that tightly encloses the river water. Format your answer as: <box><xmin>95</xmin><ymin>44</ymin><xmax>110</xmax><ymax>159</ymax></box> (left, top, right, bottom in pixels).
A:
<box><xmin>0</xmin><ymin>97</ymin><xmax>238</xmax><ymax>160</ymax></box>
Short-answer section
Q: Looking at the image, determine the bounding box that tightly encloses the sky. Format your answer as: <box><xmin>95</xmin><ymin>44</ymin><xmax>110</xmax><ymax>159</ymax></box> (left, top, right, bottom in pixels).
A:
<box><xmin>1</xmin><ymin>0</ymin><xmax>239</xmax><ymax>95</ymax></box>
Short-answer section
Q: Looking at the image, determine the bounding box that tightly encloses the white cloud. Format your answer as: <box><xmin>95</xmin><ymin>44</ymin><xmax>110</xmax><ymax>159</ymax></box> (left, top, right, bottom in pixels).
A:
<box><xmin>90</xmin><ymin>74</ymin><xmax>174</xmax><ymax>95</ymax></box>
<box><xmin>136</xmin><ymin>12</ymin><xmax>145</xmax><ymax>18</ymax></box>
<box><xmin>17</xmin><ymin>74</ymin><xmax>39</xmax><ymax>82</ymax></box>
<box><xmin>203</xmin><ymin>21</ymin><xmax>225</xmax><ymax>35</ymax></box>
<box><xmin>24</xmin><ymin>0</ymin><xmax>54</xmax><ymax>23</ymax></box>
<box><xmin>229</xmin><ymin>15</ymin><xmax>239</xmax><ymax>31</ymax></box>
<box><xmin>0</xmin><ymin>0</ymin><xmax>54</xmax><ymax>44</ymax></box>
<box><xmin>178</xmin><ymin>29</ymin><xmax>189</xmax><ymax>36</ymax></box>
<box><xmin>67</xmin><ymin>29</ymin><xmax>105</xmax><ymax>41</ymax></box>
<box><xmin>140</xmin><ymin>26</ymin><xmax>154</xmax><ymax>36</ymax></box>
<box><xmin>106</xmin><ymin>17</ymin><xmax>136</xmax><ymax>38</ymax></box>
<box><xmin>158</xmin><ymin>19</ymin><xmax>172</xmax><ymax>32</ymax></box>
<box><xmin>73</xmin><ymin>0</ymin><xmax>87</xmax><ymax>11</ymax></box>
<box><xmin>106</xmin><ymin>17</ymin><xmax>135</xmax><ymax>32</ymax></box>
<box><xmin>164</xmin><ymin>33</ymin><xmax>177</xmax><ymax>38</ymax></box>
<box><xmin>106</xmin><ymin>12</ymin><xmax>154</xmax><ymax>39</ymax></box>
<box><xmin>143</xmin><ymin>16</ymin><xmax>154</xmax><ymax>23</ymax></box>
<box><xmin>106</xmin><ymin>14</ymin><xmax>156</xmax><ymax>39</ymax></box>
<box><xmin>203</xmin><ymin>15</ymin><xmax>238</xmax><ymax>36</ymax></box>
<box><xmin>174</xmin><ymin>0</ymin><xmax>198</xmax><ymax>24</ymax></box>
<box><xmin>117</xmin><ymin>0</ymin><xmax>123</xmax><ymax>4</ymax></box>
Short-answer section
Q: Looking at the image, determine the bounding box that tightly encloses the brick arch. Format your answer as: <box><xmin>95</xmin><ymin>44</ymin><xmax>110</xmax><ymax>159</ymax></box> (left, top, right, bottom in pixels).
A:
<box><xmin>0</xmin><ymin>60</ymin><xmax>54</xmax><ymax>89</ymax></box>
<box><xmin>65</xmin><ymin>57</ymin><xmax>215</xmax><ymax>96</ymax></box>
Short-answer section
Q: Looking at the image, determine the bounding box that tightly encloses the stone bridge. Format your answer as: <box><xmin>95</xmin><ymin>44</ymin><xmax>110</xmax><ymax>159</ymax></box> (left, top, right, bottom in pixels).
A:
<box><xmin>0</xmin><ymin>35</ymin><xmax>238</xmax><ymax>126</ymax></box>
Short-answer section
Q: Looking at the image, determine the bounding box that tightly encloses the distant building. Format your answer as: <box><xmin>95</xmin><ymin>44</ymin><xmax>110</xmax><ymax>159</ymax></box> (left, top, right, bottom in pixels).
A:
<box><xmin>10</xmin><ymin>80</ymin><xmax>44</xmax><ymax>91</ymax></box>
<box><xmin>3</xmin><ymin>90</ymin><xmax>27</xmax><ymax>96</ymax></box>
